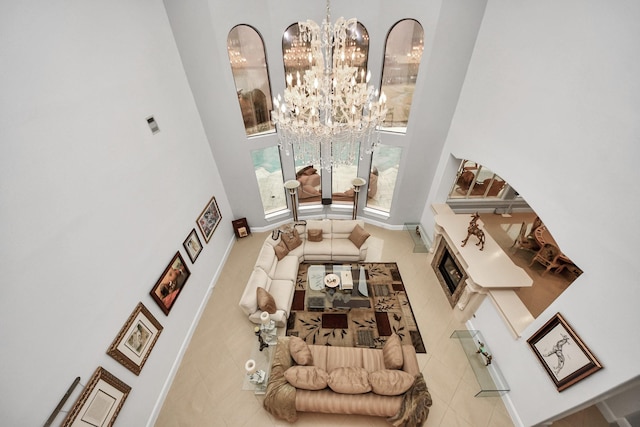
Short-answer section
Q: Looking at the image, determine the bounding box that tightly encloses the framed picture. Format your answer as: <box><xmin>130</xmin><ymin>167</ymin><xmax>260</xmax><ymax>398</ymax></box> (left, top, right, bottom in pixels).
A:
<box><xmin>107</xmin><ymin>302</ymin><xmax>163</xmax><ymax>375</ymax></box>
<box><xmin>62</xmin><ymin>367</ymin><xmax>130</xmax><ymax>427</ymax></box>
<box><xmin>150</xmin><ymin>252</ymin><xmax>191</xmax><ymax>315</ymax></box>
<box><xmin>197</xmin><ymin>196</ymin><xmax>222</xmax><ymax>243</ymax></box>
<box><xmin>232</xmin><ymin>217</ymin><xmax>250</xmax><ymax>238</ymax></box>
<box><xmin>527</xmin><ymin>313</ymin><xmax>602</xmax><ymax>391</ymax></box>
<box><xmin>183</xmin><ymin>228</ymin><xmax>203</xmax><ymax>263</ymax></box>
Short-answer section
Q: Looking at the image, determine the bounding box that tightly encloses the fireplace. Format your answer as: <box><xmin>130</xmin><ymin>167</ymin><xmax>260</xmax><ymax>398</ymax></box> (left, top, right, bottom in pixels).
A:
<box><xmin>432</xmin><ymin>238</ymin><xmax>468</xmax><ymax>307</ymax></box>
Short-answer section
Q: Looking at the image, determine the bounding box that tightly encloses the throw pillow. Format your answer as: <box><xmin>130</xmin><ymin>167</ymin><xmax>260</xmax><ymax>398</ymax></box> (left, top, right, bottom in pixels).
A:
<box><xmin>274</xmin><ymin>240</ymin><xmax>289</xmax><ymax>260</ymax></box>
<box><xmin>348</xmin><ymin>224</ymin><xmax>370</xmax><ymax>249</ymax></box>
<box><xmin>368</xmin><ymin>369</ymin><xmax>415</xmax><ymax>396</ymax></box>
<box><xmin>289</xmin><ymin>336</ymin><xmax>313</xmax><ymax>366</ymax></box>
<box><xmin>282</xmin><ymin>228</ymin><xmax>302</xmax><ymax>251</ymax></box>
<box><xmin>383</xmin><ymin>333</ymin><xmax>404</xmax><ymax>369</ymax></box>
<box><xmin>256</xmin><ymin>287</ymin><xmax>277</xmax><ymax>314</ymax></box>
<box><xmin>308</xmin><ymin>229</ymin><xmax>323</xmax><ymax>242</ymax></box>
<box><xmin>284</xmin><ymin>366</ymin><xmax>328</xmax><ymax>390</ymax></box>
<box><xmin>327</xmin><ymin>367</ymin><xmax>372</xmax><ymax>394</ymax></box>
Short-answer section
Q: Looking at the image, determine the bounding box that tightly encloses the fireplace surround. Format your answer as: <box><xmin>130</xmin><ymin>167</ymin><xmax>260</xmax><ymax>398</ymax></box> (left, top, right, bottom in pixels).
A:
<box><xmin>432</xmin><ymin>237</ymin><xmax>468</xmax><ymax>307</ymax></box>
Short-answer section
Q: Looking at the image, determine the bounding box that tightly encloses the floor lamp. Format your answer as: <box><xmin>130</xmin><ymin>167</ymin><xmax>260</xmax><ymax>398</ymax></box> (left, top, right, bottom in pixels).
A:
<box><xmin>351</xmin><ymin>177</ymin><xmax>367</xmax><ymax>220</ymax></box>
<box><xmin>284</xmin><ymin>180</ymin><xmax>301</xmax><ymax>222</ymax></box>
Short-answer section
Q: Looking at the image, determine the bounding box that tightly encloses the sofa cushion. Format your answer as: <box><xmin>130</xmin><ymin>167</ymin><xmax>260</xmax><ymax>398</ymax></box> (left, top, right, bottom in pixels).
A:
<box><xmin>308</xmin><ymin>229</ymin><xmax>323</xmax><ymax>242</ymax></box>
<box><xmin>268</xmin><ymin>279</ymin><xmax>295</xmax><ymax>313</ymax></box>
<box><xmin>368</xmin><ymin>369</ymin><xmax>415</xmax><ymax>396</ymax></box>
<box><xmin>326</xmin><ymin>346</ymin><xmax>363</xmax><ymax>372</ymax></box>
<box><xmin>327</xmin><ymin>367</ymin><xmax>372</xmax><ymax>394</ymax></box>
<box><xmin>255</xmin><ymin>242</ymin><xmax>277</xmax><ymax>276</ymax></box>
<box><xmin>348</xmin><ymin>224</ymin><xmax>371</xmax><ymax>249</ymax></box>
<box><xmin>362</xmin><ymin>348</ymin><xmax>386</xmax><ymax>373</ymax></box>
<box><xmin>256</xmin><ymin>287</ymin><xmax>277</xmax><ymax>314</ymax></box>
<box><xmin>238</xmin><ymin>268</ymin><xmax>270</xmax><ymax>316</ymax></box>
<box><xmin>331</xmin><ymin>239</ymin><xmax>362</xmax><ymax>260</ymax></box>
<box><xmin>383</xmin><ymin>333</ymin><xmax>404</xmax><ymax>369</ymax></box>
<box><xmin>308</xmin><ymin>346</ymin><xmax>328</xmax><ymax>372</ymax></box>
<box><xmin>282</xmin><ymin>228</ymin><xmax>302</xmax><ymax>251</ymax></box>
<box><xmin>289</xmin><ymin>336</ymin><xmax>313</xmax><ymax>366</ymax></box>
<box><xmin>274</xmin><ymin>240</ymin><xmax>289</xmax><ymax>261</ymax></box>
<box><xmin>332</xmin><ymin>220</ymin><xmax>362</xmax><ymax>239</ymax></box>
<box><xmin>284</xmin><ymin>366</ymin><xmax>328</xmax><ymax>390</ymax></box>
<box><xmin>273</xmin><ymin>255</ymin><xmax>299</xmax><ymax>281</ymax></box>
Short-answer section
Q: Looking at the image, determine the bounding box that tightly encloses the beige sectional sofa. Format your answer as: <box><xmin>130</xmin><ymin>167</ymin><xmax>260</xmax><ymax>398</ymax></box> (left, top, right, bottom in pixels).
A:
<box><xmin>238</xmin><ymin>220</ymin><xmax>371</xmax><ymax>327</ymax></box>
<box><xmin>263</xmin><ymin>335</ymin><xmax>432</xmax><ymax>425</ymax></box>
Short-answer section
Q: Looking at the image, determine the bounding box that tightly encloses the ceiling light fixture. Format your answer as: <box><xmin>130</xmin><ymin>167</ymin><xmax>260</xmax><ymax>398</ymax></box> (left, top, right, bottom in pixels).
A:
<box><xmin>271</xmin><ymin>0</ymin><xmax>387</xmax><ymax>171</ymax></box>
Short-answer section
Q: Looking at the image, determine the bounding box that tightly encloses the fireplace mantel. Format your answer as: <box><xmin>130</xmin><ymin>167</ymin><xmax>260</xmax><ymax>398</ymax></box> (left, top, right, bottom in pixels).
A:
<box><xmin>432</xmin><ymin>205</ymin><xmax>534</xmax><ymax>337</ymax></box>
<box><xmin>434</xmin><ymin>213</ymin><xmax>533</xmax><ymax>290</ymax></box>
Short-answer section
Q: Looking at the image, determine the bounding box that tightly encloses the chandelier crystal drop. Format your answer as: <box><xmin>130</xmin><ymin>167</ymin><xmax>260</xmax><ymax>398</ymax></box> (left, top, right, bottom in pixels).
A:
<box><xmin>271</xmin><ymin>0</ymin><xmax>387</xmax><ymax>171</ymax></box>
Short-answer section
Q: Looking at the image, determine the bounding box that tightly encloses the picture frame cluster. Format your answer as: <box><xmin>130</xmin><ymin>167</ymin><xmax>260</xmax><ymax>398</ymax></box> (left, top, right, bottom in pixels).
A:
<box><xmin>62</xmin><ymin>196</ymin><xmax>222</xmax><ymax>426</ymax></box>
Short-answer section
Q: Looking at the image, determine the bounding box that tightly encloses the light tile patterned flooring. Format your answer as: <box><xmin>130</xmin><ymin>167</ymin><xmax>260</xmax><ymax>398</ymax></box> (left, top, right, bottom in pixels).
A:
<box><xmin>155</xmin><ymin>223</ymin><xmax>605</xmax><ymax>426</ymax></box>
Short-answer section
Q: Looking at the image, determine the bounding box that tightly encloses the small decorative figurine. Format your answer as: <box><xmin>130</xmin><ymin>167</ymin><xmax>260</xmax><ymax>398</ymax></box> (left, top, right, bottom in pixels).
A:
<box><xmin>254</xmin><ymin>326</ymin><xmax>268</xmax><ymax>351</ymax></box>
<box><xmin>476</xmin><ymin>341</ymin><xmax>493</xmax><ymax>366</ymax></box>
<box><xmin>461</xmin><ymin>212</ymin><xmax>485</xmax><ymax>251</ymax></box>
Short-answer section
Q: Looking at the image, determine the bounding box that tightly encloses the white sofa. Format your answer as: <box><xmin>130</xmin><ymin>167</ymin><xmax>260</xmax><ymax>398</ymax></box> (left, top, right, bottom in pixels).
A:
<box><xmin>238</xmin><ymin>220</ymin><xmax>370</xmax><ymax>327</ymax></box>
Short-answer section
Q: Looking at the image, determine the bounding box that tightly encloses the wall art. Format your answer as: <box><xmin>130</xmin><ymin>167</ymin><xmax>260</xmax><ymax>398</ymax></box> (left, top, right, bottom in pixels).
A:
<box><xmin>107</xmin><ymin>302</ymin><xmax>163</xmax><ymax>375</ymax></box>
<box><xmin>527</xmin><ymin>312</ymin><xmax>602</xmax><ymax>391</ymax></box>
<box><xmin>197</xmin><ymin>196</ymin><xmax>221</xmax><ymax>243</ymax></box>
<box><xmin>183</xmin><ymin>228</ymin><xmax>203</xmax><ymax>263</ymax></box>
<box><xmin>149</xmin><ymin>252</ymin><xmax>191</xmax><ymax>315</ymax></box>
<box><xmin>62</xmin><ymin>367</ymin><xmax>130</xmax><ymax>427</ymax></box>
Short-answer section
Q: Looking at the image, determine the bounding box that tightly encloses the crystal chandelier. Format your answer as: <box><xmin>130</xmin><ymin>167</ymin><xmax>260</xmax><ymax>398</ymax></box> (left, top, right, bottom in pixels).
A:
<box><xmin>271</xmin><ymin>0</ymin><xmax>387</xmax><ymax>171</ymax></box>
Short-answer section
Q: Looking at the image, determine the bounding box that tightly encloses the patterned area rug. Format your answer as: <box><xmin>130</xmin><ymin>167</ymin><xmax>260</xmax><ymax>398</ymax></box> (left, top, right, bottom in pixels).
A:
<box><xmin>286</xmin><ymin>262</ymin><xmax>426</xmax><ymax>353</ymax></box>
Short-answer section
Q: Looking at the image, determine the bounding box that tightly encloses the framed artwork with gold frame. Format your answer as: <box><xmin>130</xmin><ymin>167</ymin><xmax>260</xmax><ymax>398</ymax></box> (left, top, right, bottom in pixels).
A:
<box><xmin>62</xmin><ymin>367</ymin><xmax>130</xmax><ymax>427</ymax></box>
<box><xmin>107</xmin><ymin>302</ymin><xmax>163</xmax><ymax>375</ymax></box>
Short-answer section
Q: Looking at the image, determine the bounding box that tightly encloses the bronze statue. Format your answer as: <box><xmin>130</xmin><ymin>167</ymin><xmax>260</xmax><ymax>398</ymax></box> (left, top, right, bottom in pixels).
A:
<box><xmin>461</xmin><ymin>212</ymin><xmax>485</xmax><ymax>251</ymax></box>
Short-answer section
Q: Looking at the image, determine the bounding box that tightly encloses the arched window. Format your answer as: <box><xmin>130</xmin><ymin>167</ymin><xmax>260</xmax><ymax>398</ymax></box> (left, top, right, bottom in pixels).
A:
<box><xmin>380</xmin><ymin>19</ymin><xmax>424</xmax><ymax>133</ymax></box>
<box><xmin>227</xmin><ymin>25</ymin><xmax>275</xmax><ymax>136</ymax></box>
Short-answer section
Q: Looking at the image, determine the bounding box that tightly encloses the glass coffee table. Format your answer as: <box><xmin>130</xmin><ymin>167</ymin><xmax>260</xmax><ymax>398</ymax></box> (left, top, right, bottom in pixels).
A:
<box><xmin>305</xmin><ymin>264</ymin><xmax>371</xmax><ymax>310</ymax></box>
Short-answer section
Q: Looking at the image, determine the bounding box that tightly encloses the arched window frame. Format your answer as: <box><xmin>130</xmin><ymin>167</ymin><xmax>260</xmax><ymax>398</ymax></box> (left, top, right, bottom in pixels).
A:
<box><xmin>379</xmin><ymin>19</ymin><xmax>424</xmax><ymax>133</ymax></box>
<box><xmin>227</xmin><ymin>24</ymin><xmax>275</xmax><ymax>137</ymax></box>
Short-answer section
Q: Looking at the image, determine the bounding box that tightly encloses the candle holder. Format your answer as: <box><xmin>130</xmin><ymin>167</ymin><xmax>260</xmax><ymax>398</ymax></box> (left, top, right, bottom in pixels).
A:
<box><xmin>244</xmin><ymin>359</ymin><xmax>266</xmax><ymax>385</ymax></box>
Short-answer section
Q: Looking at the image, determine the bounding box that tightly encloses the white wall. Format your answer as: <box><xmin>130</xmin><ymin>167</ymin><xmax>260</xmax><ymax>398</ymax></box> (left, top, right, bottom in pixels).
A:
<box><xmin>426</xmin><ymin>0</ymin><xmax>640</xmax><ymax>425</ymax></box>
<box><xmin>0</xmin><ymin>1</ymin><xmax>232</xmax><ymax>425</ymax></box>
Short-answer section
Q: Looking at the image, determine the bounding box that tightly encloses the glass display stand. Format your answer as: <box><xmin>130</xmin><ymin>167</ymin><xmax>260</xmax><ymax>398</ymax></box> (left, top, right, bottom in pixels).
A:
<box><xmin>404</xmin><ymin>223</ymin><xmax>429</xmax><ymax>253</ymax></box>
<box><xmin>450</xmin><ymin>330</ymin><xmax>510</xmax><ymax>397</ymax></box>
<box><xmin>242</xmin><ymin>342</ymin><xmax>275</xmax><ymax>395</ymax></box>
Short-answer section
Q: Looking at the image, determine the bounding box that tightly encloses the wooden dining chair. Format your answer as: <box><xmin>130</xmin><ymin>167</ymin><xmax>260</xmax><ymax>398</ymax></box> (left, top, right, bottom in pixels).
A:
<box><xmin>529</xmin><ymin>243</ymin><xmax>563</xmax><ymax>275</ymax></box>
<box><xmin>527</xmin><ymin>216</ymin><xmax>543</xmax><ymax>238</ymax></box>
<box><xmin>511</xmin><ymin>222</ymin><xmax>540</xmax><ymax>253</ymax></box>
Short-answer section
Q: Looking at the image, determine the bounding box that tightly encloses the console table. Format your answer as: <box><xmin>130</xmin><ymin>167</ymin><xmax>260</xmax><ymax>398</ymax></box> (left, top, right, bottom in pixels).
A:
<box><xmin>451</xmin><ymin>330</ymin><xmax>510</xmax><ymax>397</ymax></box>
<box><xmin>404</xmin><ymin>223</ymin><xmax>429</xmax><ymax>253</ymax></box>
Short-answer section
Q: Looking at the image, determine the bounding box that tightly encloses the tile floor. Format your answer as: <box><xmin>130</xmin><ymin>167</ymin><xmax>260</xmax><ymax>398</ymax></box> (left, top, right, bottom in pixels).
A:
<box><xmin>155</xmin><ymin>222</ymin><xmax>605</xmax><ymax>427</ymax></box>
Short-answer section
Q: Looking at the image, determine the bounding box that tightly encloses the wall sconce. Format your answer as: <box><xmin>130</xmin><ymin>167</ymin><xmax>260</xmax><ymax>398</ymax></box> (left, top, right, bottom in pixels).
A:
<box><xmin>284</xmin><ymin>180</ymin><xmax>301</xmax><ymax>221</ymax></box>
<box><xmin>351</xmin><ymin>177</ymin><xmax>367</xmax><ymax>220</ymax></box>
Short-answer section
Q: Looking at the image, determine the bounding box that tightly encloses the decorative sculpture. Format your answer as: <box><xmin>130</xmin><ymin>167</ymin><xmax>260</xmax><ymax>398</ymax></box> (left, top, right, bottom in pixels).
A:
<box><xmin>476</xmin><ymin>341</ymin><xmax>493</xmax><ymax>366</ymax></box>
<box><xmin>254</xmin><ymin>326</ymin><xmax>269</xmax><ymax>351</ymax></box>
<box><xmin>461</xmin><ymin>212</ymin><xmax>485</xmax><ymax>251</ymax></box>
